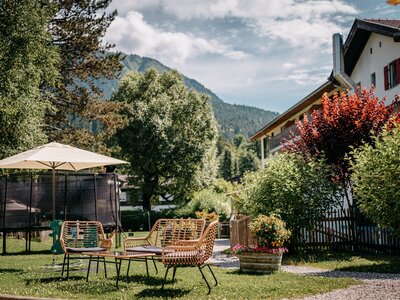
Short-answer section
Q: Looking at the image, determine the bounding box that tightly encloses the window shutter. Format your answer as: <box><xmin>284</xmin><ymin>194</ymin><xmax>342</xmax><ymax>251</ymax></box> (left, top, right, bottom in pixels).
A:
<box><xmin>396</xmin><ymin>58</ymin><xmax>400</xmax><ymax>85</ymax></box>
<box><xmin>384</xmin><ymin>65</ymin><xmax>389</xmax><ymax>90</ymax></box>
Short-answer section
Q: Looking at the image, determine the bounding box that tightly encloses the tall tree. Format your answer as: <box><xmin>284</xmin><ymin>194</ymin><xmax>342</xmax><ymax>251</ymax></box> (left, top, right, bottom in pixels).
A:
<box><xmin>113</xmin><ymin>69</ymin><xmax>219</xmax><ymax>210</ymax></box>
<box><xmin>286</xmin><ymin>88</ymin><xmax>399</xmax><ymax>208</ymax></box>
<box><xmin>47</xmin><ymin>0</ymin><xmax>125</xmax><ymax>153</ymax></box>
<box><xmin>0</xmin><ymin>0</ymin><xmax>59</xmax><ymax>158</ymax></box>
<box><xmin>220</xmin><ymin>149</ymin><xmax>234</xmax><ymax>180</ymax></box>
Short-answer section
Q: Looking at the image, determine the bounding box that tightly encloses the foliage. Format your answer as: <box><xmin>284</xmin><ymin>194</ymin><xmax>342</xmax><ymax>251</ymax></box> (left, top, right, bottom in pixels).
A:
<box><xmin>286</xmin><ymin>88</ymin><xmax>399</xmax><ymax>207</ymax></box>
<box><xmin>113</xmin><ymin>69</ymin><xmax>219</xmax><ymax>210</ymax></box>
<box><xmin>120</xmin><ymin>209</ymin><xmax>176</xmax><ymax>231</ymax></box>
<box><xmin>102</xmin><ymin>54</ymin><xmax>280</xmax><ymax>142</ymax></box>
<box><xmin>176</xmin><ymin>188</ymin><xmax>231</xmax><ymax>221</ymax></box>
<box><xmin>350</xmin><ymin>123</ymin><xmax>400</xmax><ymax>228</ymax></box>
<box><xmin>46</xmin><ymin>0</ymin><xmax>126</xmax><ymax>154</ymax></box>
<box><xmin>238</xmin><ymin>153</ymin><xmax>339</xmax><ymax>241</ymax></box>
<box><xmin>249</xmin><ymin>214</ymin><xmax>291</xmax><ymax>249</ymax></box>
<box><xmin>218</xmin><ymin>134</ymin><xmax>260</xmax><ymax>180</ymax></box>
<box><xmin>0</xmin><ymin>0</ymin><xmax>59</xmax><ymax>158</ymax></box>
<box><xmin>195</xmin><ymin>211</ymin><xmax>219</xmax><ymax>221</ymax></box>
<box><xmin>232</xmin><ymin>170</ymin><xmax>264</xmax><ymax>214</ymax></box>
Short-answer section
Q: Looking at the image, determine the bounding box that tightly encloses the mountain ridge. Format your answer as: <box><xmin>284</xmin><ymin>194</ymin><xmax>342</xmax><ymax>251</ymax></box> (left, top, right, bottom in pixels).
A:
<box><xmin>100</xmin><ymin>53</ymin><xmax>279</xmax><ymax>141</ymax></box>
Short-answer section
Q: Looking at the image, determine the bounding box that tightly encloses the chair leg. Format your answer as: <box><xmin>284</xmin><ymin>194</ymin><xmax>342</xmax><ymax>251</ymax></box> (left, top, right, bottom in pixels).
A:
<box><xmin>66</xmin><ymin>255</ymin><xmax>70</xmax><ymax>280</ymax></box>
<box><xmin>207</xmin><ymin>265</ymin><xmax>218</xmax><ymax>286</ymax></box>
<box><xmin>172</xmin><ymin>266</ymin><xmax>177</xmax><ymax>282</ymax></box>
<box><xmin>151</xmin><ymin>256</ymin><xmax>158</xmax><ymax>274</ymax></box>
<box><xmin>61</xmin><ymin>254</ymin><xmax>66</xmax><ymax>277</ymax></box>
<box><xmin>198</xmin><ymin>266</ymin><xmax>211</xmax><ymax>294</ymax></box>
<box><xmin>161</xmin><ymin>266</ymin><xmax>171</xmax><ymax>290</ymax></box>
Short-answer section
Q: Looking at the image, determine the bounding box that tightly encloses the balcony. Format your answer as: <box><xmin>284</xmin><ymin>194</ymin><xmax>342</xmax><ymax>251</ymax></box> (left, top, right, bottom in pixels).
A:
<box><xmin>269</xmin><ymin>124</ymin><xmax>299</xmax><ymax>152</ymax></box>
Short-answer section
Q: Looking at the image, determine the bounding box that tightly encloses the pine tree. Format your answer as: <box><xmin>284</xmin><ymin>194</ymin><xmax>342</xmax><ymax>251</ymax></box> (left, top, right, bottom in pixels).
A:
<box><xmin>47</xmin><ymin>0</ymin><xmax>126</xmax><ymax>153</ymax></box>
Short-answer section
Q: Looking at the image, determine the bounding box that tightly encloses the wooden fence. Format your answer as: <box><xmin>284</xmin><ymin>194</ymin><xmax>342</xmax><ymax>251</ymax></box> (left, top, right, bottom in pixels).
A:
<box><xmin>230</xmin><ymin>209</ymin><xmax>400</xmax><ymax>254</ymax></box>
<box><xmin>230</xmin><ymin>215</ymin><xmax>256</xmax><ymax>246</ymax></box>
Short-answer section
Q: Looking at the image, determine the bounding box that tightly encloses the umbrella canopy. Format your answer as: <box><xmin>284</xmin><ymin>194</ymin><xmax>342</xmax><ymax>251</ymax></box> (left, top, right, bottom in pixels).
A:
<box><xmin>0</xmin><ymin>142</ymin><xmax>128</xmax><ymax>219</ymax></box>
<box><xmin>0</xmin><ymin>142</ymin><xmax>127</xmax><ymax>171</ymax></box>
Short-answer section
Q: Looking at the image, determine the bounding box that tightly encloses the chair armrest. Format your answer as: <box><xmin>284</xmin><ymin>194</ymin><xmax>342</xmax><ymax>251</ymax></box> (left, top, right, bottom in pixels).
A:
<box><xmin>100</xmin><ymin>230</ymin><xmax>116</xmax><ymax>250</ymax></box>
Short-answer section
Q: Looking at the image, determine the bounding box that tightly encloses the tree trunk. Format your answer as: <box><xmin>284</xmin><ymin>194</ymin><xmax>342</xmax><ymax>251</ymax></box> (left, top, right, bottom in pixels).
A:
<box><xmin>142</xmin><ymin>192</ymin><xmax>151</xmax><ymax>212</ymax></box>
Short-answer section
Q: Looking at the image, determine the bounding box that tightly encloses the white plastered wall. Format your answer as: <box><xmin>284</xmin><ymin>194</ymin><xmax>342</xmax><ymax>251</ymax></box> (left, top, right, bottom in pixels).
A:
<box><xmin>351</xmin><ymin>33</ymin><xmax>400</xmax><ymax>102</ymax></box>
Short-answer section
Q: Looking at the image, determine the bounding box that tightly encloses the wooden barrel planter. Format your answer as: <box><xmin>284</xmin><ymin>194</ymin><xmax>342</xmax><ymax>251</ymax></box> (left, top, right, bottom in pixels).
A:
<box><xmin>237</xmin><ymin>252</ymin><xmax>283</xmax><ymax>273</ymax></box>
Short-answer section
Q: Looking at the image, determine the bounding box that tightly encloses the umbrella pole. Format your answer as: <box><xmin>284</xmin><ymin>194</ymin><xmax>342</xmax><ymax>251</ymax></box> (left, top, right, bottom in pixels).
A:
<box><xmin>52</xmin><ymin>168</ymin><xmax>56</xmax><ymax>220</ymax></box>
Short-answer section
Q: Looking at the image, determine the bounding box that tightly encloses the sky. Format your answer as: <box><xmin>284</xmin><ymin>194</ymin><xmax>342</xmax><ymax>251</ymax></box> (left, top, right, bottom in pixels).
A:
<box><xmin>104</xmin><ymin>0</ymin><xmax>399</xmax><ymax>113</ymax></box>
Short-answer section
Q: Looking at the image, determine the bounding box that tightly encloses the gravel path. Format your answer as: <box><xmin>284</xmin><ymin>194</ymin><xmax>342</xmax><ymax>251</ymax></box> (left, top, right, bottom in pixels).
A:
<box><xmin>212</xmin><ymin>239</ymin><xmax>400</xmax><ymax>300</ymax></box>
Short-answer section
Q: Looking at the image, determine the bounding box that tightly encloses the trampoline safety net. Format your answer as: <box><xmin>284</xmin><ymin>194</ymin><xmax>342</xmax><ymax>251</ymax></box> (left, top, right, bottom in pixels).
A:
<box><xmin>0</xmin><ymin>172</ymin><xmax>120</xmax><ymax>231</ymax></box>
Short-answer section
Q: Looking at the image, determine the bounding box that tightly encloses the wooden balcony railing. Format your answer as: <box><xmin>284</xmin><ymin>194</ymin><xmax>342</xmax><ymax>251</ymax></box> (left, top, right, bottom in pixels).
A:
<box><xmin>269</xmin><ymin>124</ymin><xmax>299</xmax><ymax>151</ymax></box>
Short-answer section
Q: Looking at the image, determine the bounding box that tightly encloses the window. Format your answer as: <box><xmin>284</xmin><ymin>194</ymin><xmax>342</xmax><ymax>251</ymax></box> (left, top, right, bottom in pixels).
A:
<box><xmin>384</xmin><ymin>58</ymin><xmax>400</xmax><ymax>90</ymax></box>
<box><xmin>371</xmin><ymin>72</ymin><xmax>376</xmax><ymax>87</ymax></box>
<box><xmin>370</xmin><ymin>48</ymin><xmax>373</xmax><ymax>54</ymax></box>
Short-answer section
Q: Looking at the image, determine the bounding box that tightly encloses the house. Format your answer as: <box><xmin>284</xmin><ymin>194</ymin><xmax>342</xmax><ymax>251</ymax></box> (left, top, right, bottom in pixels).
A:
<box><xmin>250</xmin><ymin>19</ymin><xmax>400</xmax><ymax>166</ymax></box>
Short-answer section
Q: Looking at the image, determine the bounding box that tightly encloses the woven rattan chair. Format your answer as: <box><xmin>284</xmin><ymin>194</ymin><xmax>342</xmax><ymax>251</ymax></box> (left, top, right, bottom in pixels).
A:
<box><xmin>124</xmin><ymin>218</ymin><xmax>206</xmax><ymax>254</ymax></box>
<box><xmin>60</xmin><ymin>221</ymin><xmax>115</xmax><ymax>279</ymax></box>
<box><xmin>161</xmin><ymin>221</ymin><xmax>219</xmax><ymax>294</ymax></box>
<box><xmin>124</xmin><ymin>218</ymin><xmax>205</xmax><ymax>274</ymax></box>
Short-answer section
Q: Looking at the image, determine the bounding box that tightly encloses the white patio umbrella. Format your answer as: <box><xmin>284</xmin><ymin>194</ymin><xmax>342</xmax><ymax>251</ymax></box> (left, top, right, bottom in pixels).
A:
<box><xmin>0</xmin><ymin>142</ymin><xmax>128</xmax><ymax>219</ymax></box>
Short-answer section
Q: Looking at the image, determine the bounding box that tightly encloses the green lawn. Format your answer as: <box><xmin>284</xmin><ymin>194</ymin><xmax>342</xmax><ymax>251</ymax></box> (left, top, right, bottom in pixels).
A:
<box><xmin>285</xmin><ymin>250</ymin><xmax>400</xmax><ymax>273</ymax></box>
<box><xmin>0</xmin><ymin>237</ymin><xmax>361</xmax><ymax>300</ymax></box>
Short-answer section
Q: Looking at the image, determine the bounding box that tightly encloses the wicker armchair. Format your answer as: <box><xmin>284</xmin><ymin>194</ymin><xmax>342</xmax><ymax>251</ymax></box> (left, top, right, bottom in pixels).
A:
<box><xmin>161</xmin><ymin>221</ymin><xmax>219</xmax><ymax>294</ymax></box>
<box><xmin>124</xmin><ymin>218</ymin><xmax>205</xmax><ymax>255</ymax></box>
<box><xmin>60</xmin><ymin>221</ymin><xmax>115</xmax><ymax>278</ymax></box>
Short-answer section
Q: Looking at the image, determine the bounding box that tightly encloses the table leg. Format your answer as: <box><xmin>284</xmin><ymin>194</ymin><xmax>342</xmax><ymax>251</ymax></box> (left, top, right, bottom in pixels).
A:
<box><xmin>115</xmin><ymin>258</ymin><xmax>122</xmax><ymax>289</ymax></box>
<box><xmin>126</xmin><ymin>259</ymin><xmax>131</xmax><ymax>277</ymax></box>
<box><xmin>86</xmin><ymin>256</ymin><xmax>93</xmax><ymax>282</ymax></box>
<box><xmin>103</xmin><ymin>257</ymin><xmax>107</xmax><ymax>278</ymax></box>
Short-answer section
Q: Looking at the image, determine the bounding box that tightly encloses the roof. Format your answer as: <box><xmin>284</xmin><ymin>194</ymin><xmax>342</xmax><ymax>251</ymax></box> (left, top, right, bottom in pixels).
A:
<box><xmin>250</xmin><ymin>81</ymin><xmax>335</xmax><ymax>140</ymax></box>
<box><xmin>250</xmin><ymin>18</ymin><xmax>400</xmax><ymax>141</ymax></box>
<box><xmin>341</xmin><ymin>19</ymin><xmax>400</xmax><ymax>77</ymax></box>
<box><xmin>365</xmin><ymin>19</ymin><xmax>400</xmax><ymax>29</ymax></box>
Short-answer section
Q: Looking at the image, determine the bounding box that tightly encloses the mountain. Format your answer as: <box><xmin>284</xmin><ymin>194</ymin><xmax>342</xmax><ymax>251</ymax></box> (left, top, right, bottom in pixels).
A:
<box><xmin>100</xmin><ymin>53</ymin><xmax>279</xmax><ymax>141</ymax></box>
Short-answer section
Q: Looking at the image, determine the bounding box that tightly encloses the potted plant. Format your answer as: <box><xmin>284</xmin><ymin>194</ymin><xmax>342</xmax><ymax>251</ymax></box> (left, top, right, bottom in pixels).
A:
<box><xmin>231</xmin><ymin>214</ymin><xmax>290</xmax><ymax>273</ymax></box>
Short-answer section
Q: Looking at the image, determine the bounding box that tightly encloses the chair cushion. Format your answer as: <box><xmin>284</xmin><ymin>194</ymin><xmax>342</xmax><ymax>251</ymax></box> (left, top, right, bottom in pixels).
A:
<box><xmin>66</xmin><ymin>247</ymin><xmax>106</xmax><ymax>252</ymax></box>
<box><xmin>125</xmin><ymin>245</ymin><xmax>163</xmax><ymax>255</ymax></box>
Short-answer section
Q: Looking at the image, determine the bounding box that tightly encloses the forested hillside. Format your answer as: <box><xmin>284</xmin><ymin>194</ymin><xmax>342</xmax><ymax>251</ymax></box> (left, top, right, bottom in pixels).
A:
<box><xmin>99</xmin><ymin>53</ymin><xmax>279</xmax><ymax>140</ymax></box>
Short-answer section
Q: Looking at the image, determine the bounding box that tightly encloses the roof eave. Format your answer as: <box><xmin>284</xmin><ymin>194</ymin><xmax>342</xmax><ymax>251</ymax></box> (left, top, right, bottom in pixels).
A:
<box><xmin>250</xmin><ymin>81</ymin><xmax>334</xmax><ymax>141</ymax></box>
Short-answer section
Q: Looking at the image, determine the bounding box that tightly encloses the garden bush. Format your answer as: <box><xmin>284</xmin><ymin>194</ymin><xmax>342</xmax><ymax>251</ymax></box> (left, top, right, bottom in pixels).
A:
<box><xmin>351</xmin><ymin>124</ymin><xmax>400</xmax><ymax>228</ymax></box>
<box><xmin>236</xmin><ymin>152</ymin><xmax>339</xmax><ymax>242</ymax></box>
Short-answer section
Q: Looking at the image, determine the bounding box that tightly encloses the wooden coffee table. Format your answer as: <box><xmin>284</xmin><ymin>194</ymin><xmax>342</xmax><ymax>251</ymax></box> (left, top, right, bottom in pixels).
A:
<box><xmin>84</xmin><ymin>251</ymin><xmax>156</xmax><ymax>289</ymax></box>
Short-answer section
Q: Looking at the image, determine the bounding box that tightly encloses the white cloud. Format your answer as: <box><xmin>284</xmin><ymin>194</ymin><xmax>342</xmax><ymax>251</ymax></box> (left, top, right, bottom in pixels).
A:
<box><xmin>105</xmin><ymin>11</ymin><xmax>247</xmax><ymax>65</ymax></box>
<box><xmin>271</xmin><ymin>65</ymin><xmax>332</xmax><ymax>85</ymax></box>
<box><xmin>110</xmin><ymin>0</ymin><xmax>357</xmax><ymax>50</ymax></box>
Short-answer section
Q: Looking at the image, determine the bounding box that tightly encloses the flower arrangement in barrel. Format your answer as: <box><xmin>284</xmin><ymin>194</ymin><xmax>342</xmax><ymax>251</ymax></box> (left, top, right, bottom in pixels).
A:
<box><xmin>232</xmin><ymin>214</ymin><xmax>291</xmax><ymax>255</ymax></box>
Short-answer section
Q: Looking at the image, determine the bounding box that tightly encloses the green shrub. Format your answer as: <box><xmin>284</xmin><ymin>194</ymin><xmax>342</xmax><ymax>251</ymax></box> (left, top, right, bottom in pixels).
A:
<box><xmin>176</xmin><ymin>188</ymin><xmax>231</xmax><ymax>221</ymax></box>
<box><xmin>237</xmin><ymin>152</ymin><xmax>339</xmax><ymax>242</ymax></box>
<box><xmin>351</xmin><ymin>124</ymin><xmax>400</xmax><ymax>228</ymax></box>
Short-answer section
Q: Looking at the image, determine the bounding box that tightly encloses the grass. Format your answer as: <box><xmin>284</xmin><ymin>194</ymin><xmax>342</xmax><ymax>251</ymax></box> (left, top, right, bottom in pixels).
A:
<box><xmin>285</xmin><ymin>250</ymin><xmax>400</xmax><ymax>273</ymax></box>
<box><xmin>0</xmin><ymin>237</ymin><xmax>361</xmax><ymax>299</ymax></box>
